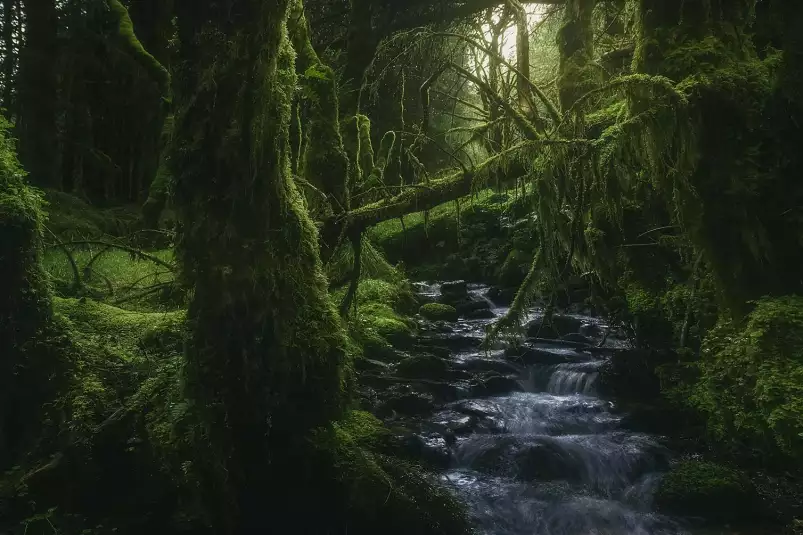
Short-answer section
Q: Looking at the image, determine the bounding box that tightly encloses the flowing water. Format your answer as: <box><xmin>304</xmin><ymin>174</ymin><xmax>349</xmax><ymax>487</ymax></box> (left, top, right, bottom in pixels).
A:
<box><xmin>410</xmin><ymin>282</ymin><xmax>690</xmax><ymax>535</ymax></box>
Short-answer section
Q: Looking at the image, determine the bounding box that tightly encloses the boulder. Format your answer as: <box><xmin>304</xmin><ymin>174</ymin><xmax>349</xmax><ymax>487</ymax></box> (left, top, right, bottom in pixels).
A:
<box><xmin>439</xmin><ymin>280</ymin><xmax>468</xmax><ymax>302</ymax></box>
<box><xmin>454</xmin><ymin>298</ymin><xmax>491</xmax><ymax>316</ymax></box>
<box><xmin>471</xmin><ymin>375</ymin><xmax>523</xmax><ymax>397</ymax></box>
<box><xmin>464</xmin><ymin>308</ymin><xmax>496</xmax><ymax>320</ymax></box>
<box><xmin>486</xmin><ymin>286</ymin><xmax>517</xmax><ymax>306</ymax></box>
<box><xmin>419</xmin><ymin>303</ymin><xmax>459</xmax><ymax>322</ymax></box>
<box><xmin>400</xmin><ymin>433</ymin><xmax>452</xmax><ymax>469</ymax></box>
<box><xmin>526</xmin><ymin>315</ymin><xmax>584</xmax><ymax>338</ymax></box>
<box><xmin>561</xmin><ymin>333</ymin><xmax>594</xmax><ymax>345</ymax></box>
<box><xmin>579</xmin><ymin>322</ymin><xmax>604</xmax><ymax>338</ymax></box>
<box><xmin>378</xmin><ymin>392</ymin><xmax>435</xmax><ymax>416</ymax></box>
<box><xmin>396</xmin><ymin>354</ymin><xmax>451</xmax><ymax>380</ymax></box>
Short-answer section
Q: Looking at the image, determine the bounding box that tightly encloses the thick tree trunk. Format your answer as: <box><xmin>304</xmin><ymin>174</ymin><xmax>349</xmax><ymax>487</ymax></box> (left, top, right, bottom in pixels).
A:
<box><xmin>17</xmin><ymin>0</ymin><xmax>60</xmax><ymax>189</ymax></box>
<box><xmin>171</xmin><ymin>0</ymin><xmax>351</xmax><ymax>531</ymax></box>
<box><xmin>0</xmin><ymin>123</ymin><xmax>54</xmax><ymax>467</ymax></box>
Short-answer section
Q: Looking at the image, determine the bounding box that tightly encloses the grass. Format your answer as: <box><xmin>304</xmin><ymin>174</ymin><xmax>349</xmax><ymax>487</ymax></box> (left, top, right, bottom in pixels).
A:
<box><xmin>43</xmin><ymin>247</ymin><xmax>177</xmax><ymax>310</ymax></box>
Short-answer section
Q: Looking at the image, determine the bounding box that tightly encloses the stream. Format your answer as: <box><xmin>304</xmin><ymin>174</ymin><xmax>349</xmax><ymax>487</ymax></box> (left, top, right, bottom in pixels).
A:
<box><xmin>368</xmin><ymin>281</ymin><xmax>692</xmax><ymax>535</ymax></box>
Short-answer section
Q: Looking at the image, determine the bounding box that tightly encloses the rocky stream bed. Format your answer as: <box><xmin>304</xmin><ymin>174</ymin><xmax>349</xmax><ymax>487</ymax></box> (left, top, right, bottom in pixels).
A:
<box><xmin>358</xmin><ymin>281</ymin><xmax>698</xmax><ymax>535</ymax></box>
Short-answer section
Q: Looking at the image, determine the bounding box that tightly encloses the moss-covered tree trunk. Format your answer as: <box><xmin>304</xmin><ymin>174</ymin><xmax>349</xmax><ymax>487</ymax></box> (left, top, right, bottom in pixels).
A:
<box><xmin>0</xmin><ymin>120</ymin><xmax>54</xmax><ymax>466</ymax></box>
<box><xmin>289</xmin><ymin>0</ymin><xmax>350</xmax><ymax>218</ymax></box>
<box><xmin>17</xmin><ymin>0</ymin><xmax>60</xmax><ymax>188</ymax></box>
<box><xmin>171</xmin><ymin>0</ymin><xmax>351</xmax><ymax>531</ymax></box>
<box><xmin>633</xmin><ymin>0</ymin><xmax>784</xmax><ymax>314</ymax></box>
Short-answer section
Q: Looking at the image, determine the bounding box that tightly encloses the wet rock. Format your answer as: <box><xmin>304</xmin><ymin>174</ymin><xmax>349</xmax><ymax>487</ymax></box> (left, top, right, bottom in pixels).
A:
<box><xmin>413</xmin><ymin>344</ymin><xmax>451</xmax><ymax>359</ymax></box>
<box><xmin>505</xmin><ymin>344</ymin><xmax>591</xmax><ymax>366</ymax></box>
<box><xmin>417</xmin><ymin>332</ymin><xmax>483</xmax><ymax>351</ymax></box>
<box><xmin>525</xmin><ymin>315</ymin><xmax>583</xmax><ymax>338</ymax></box>
<box><xmin>400</xmin><ymin>433</ymin><xmax>452</xmax><ymax>469</ymax></box>
<box><xmin>419</xmin><ymin>303</ymin><xmax>459</xmax><ymax>322</ymax></box>
<box><xmin>396</xmin><ymin>354</ymin><xmax>451</xmax><ymax>380</ymax></box>
<box><xmin>418</xmin><ymin>380</ymin><xmax>465</xmax><ymax>403</ymax></box>
<box><xmin>378</xmin><ymin>392</ymin><xmax>435</xmax><ymax>416</ymax></box>
<box><xmin>355</xmin><ymin>357</ymin><xmax>393</xmax><ymax>373</ymax></box>
<box><xmin>579</xmin><ymin>322</ymin><xmax>604</xmax><ymax>338</ymax></box>
<box><xmin>455</xmin><ymin>356</ymin><xmax>521</xmax><ymax>375</ymax></box>
<box><xmin>440</xmin><ymin>280</ymin><xmax>468</xmax><ymax>303</ymax></box>
<box><xmin>471</xmin><ymin>375</ymin><xmax>523</xmax><ymax>397</ymax></box>
<box><xmin>429</xmin><ymin>410</ymin><xmax>477</xmax><ymax>436</ymax></box>
<box><xmin>485</xmin><ymin>286</ymin><xmax>517</xmax><ymax>306</ymax></box>
<box><xmin>454</xmin><ymin>298</ymin><xmax>491</xmax><ymax>316</ymax></box>
<box><xmin>561</xmin><ymin>332</ymin><xmax>594</xmax><ymax>345</ymax></box>
<box><xmin>515</xmin><ymin>440</ymin><xmax>584</xmax><ymax>482</ymax></box>
<box><xmin>464</xmin><ymin>308</ymin><xmax>496</xmax><ymax>320</ymax></box>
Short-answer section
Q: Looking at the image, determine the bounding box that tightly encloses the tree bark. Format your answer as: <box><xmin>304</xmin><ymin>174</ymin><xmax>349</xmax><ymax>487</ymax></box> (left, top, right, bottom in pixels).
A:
<box><xmin>171</xmin><ymin>0</ymin><xmax>351</xmax><ymax>531</ymax></box>
<box><xmin>17</xmin><ymin>0</ymin><xmax>60</xmax><ymax>188</ymax></box>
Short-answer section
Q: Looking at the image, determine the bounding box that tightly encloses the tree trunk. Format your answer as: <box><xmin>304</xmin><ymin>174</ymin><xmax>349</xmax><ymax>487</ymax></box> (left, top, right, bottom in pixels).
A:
<box><xmin>17</xmin><ymin>0</ymin><xmax>60</xmax><ymax>189</ymax></box>
<box><xmin>1</xmin><ymin>0</ymin><xmax>17</xmax><ymax>115</ymax></box>
<box><xmin>0</xmin><ymin>121</ymin><xmax>54</xmax><ymax>467</ymax></box>
<box><xmin>171</xmin><ymin>0</ymin><xmax>351</xmax><ymax>531</ymax></box>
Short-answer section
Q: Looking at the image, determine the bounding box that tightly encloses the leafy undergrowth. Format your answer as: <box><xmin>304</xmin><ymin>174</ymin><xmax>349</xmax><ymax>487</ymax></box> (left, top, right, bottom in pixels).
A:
<box><xmin>368</xmin><ymin>188</ymin><xmax>539</xmax><ymax>284</ymax></box>
<box><xmin>691</xmin><ymin>296</ymin><xmax>803</xmax><ymax>463</ymax></box>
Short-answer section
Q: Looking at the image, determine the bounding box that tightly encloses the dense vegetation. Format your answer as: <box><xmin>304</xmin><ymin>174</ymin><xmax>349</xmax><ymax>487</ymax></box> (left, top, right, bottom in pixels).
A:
<box><xmin>1</xmin><ymin>0</ymin><xmax>802</xmax><ymax>533</ymax></box>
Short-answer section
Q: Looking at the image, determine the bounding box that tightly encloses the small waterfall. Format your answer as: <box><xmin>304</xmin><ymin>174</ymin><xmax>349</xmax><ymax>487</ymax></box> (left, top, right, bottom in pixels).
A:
<box><xmin>546</xmin><ymin>361</ymin><xmax>602</xmax><ymax>395</ymax></box>
<box><xmin>408</xmin><ymin>281</ymin><xmax>688</xmax><ymax>535</ymax></box>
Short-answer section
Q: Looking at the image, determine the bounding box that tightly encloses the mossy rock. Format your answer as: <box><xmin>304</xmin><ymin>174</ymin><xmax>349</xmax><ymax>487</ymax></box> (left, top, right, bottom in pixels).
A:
<box><xmin>396</xmin><ymin>354</ymin><xmax>451</xmax><ymax>380</ymax></box>
<box><xmin>439</xmin><ymin>280</ymin><xmax>468</xmax><ymax>303</ymax></box>
<box><xmin>419</xmin><ymin>303</ymin><xmax>458</xmax><ymax>322</ymax></box>
<box><xmin>656</xmin><ymin>461</ymin><xmax>758</xmax><ymax>521</ymax></box>
<box><xmin>355</xmin><ymin>302</ymin><xmax>415</xmax><ymax>349</ymax></box>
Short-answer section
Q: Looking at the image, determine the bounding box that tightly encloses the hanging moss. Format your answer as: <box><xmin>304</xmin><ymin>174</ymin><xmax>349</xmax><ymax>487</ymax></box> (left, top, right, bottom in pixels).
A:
<box><xmin>290</xmin><ymin>0</ymin><xmax>351</xmax><ymax>215</ymax></box>
<box><xmin>107</xmin><ymin>0</ymin><xmax>170</xmax><ymax>96</ymax></box>
<box><xmin>357</xmin><ymin>114</ymin><xmax>375</xmax><ymax>180</ymax></box>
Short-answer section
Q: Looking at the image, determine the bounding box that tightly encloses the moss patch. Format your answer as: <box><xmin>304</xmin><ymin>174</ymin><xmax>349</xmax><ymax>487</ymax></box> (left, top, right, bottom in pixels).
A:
<box><xmin>419</xmin><ymin>303</ymin><xmax>458</xmax><ymax>322</ymax></box>
<box><xmin>353</xmin><ymin>302</ymin><xmax>415</xmax><ymax>350</ymax></box>
<box><xmin>656</xmin><ymin>460</ymin><xmax>757</xmax><ymax>521</ymax></box>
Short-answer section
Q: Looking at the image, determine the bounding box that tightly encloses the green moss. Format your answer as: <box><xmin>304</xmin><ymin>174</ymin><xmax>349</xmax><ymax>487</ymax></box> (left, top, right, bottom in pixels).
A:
<box><xmin>368</xmin><ymin>188</ymin><xmax>514</xmax><ymax>280</ymax></box>
<box><xmin>311</xmin><ymin>417</ymin><xmax>471</xmax><ymax>535</ymax></box>
<box><xmin>356</xmin><ymin>278</ymin><xmax>418</xmax><ymax>313</ymax></box>
<box><xmin>43</xmin><ymin>247</ymin><xmax>175</xmax><ymax>305</ymax></box>
<box><xmin>354</xmin><ymin>302</ymin><xmax>415</xmax><ymax>349</ymax></box>
<box><xmin>656</xmin><ymin>461</ymin><xmax>756</xmax><ymax>520</ymax></box>
<box><xmin>42</xmin><ymin>190</ymin><xmax>141</xmax><ymax>239</ymax></box>
<box><xmin>419</xmin><ymin>303</ymin><xmax>458</xmax><ymax>322</ymax></box>
<box><xmin>692</xmin><ymin>296</ymin><xmax>803</xmax><ymax>459</ymax></box>
<box><xmin>107</xmin><ymin>0</ymin><xmax>170</xmax><ymax>95</ymax></box>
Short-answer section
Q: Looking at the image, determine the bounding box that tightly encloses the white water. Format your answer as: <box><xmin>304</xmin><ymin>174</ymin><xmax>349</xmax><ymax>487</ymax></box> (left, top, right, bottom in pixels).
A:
<box><xmin>417</xmin><ymin>282</ymin><xmax>688</xmax><ymax>535</ymax></box>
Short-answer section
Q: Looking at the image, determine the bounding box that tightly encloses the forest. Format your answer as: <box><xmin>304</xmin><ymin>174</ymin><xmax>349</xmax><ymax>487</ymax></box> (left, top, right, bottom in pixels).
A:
<box><xmin>1</xmin><ymin>0</ymin><xmax>802</xmax><ymax>533</ymax></box>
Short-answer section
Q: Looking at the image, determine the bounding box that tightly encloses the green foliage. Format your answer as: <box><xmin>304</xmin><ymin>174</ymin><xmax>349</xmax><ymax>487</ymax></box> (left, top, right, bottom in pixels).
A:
<box><xmin>44</xmin><ymin>247</ymin><xmax>175</xmax><ymax>305</ymax></box>
<box><xmin>326</xmin><ymin>237</ymin><xmax>402</xmax><ymax>286</ymax></box>
<box><xmin>369</xmin><ymin>189</ymin><xmax>519</xmax><ymax>281</ymax></box>
<box><xmin>691</xmin><ymin>296</ymin><xmax>803</xmax><ymax>460</ymax></box>
<box><xmin>656</xmin><ymin>460</ymin><xmax>756</xmax><ymax>520</ymax></box>
<box><xmin>419</xmin><ymin>303</ymin><xmax>458</xmax><ymax>322</ymax></box>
